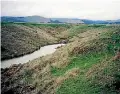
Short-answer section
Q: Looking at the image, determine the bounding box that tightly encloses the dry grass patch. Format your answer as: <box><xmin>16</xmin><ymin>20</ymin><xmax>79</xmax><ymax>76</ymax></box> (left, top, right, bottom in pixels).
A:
<box><xmin>55</xmin><ymin>68</ymin><xmax>80</xmax><ymax>86</ymax></box>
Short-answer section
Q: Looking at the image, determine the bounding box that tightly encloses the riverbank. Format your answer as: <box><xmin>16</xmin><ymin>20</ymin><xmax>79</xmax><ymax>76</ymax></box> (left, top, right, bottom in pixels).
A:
<box><xmin>1</xmin><ymin>23</ymin><xmax>71</xmax><ymax>60</ymax></box>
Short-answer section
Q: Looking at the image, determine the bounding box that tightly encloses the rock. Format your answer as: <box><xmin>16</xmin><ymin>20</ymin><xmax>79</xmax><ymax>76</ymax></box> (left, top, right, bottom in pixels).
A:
<box><xmin>59</xmin><ymin>40</ymin><xmax>68</xmax><ymax>44</ymax></box>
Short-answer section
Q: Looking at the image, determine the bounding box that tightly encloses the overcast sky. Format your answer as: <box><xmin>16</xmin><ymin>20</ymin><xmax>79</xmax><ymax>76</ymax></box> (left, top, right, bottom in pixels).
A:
<box><xmin>1</xmin><ymin>0</ymin><xmax>120</xmax><ymax>20</ymax></box>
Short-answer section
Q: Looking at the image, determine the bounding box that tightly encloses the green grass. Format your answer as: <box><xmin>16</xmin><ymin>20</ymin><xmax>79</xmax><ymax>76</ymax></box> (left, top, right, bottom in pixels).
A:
<box><xmin>56</xmin><ymin>75</ymin><xmax>103</xmax><ymax>94</ymax></box>
<box><xmin>15</xmin><ymin>23</ymin><xmax>71</xmax><ymax>28</ymax></box>
<box><xmin>68</xmin><ymin>24</ymin><xmax>112</xmax><ymax>39</ymax></box>
<box><xmin>107</xmin><ymin>31</ymin><xmax>120</xmax><ymax>54</ymax></box>
<box><xmin>68</xmin><ymin>25</ymin><xmax>88</xmax><ymax>38</ymax></box>
<box><xmin>88</xmin><ymin>24</ymin><xmax>107</xmax><ymax>28</ymax></box>
<box><xmin>51</xmin><ymin>50</ymin><xmax>113</xmax><ymax>76</ymax></box>
<box><xmin>56</xmin><ymin>71</ymin><xmax>118</xmax><ymax>94</ymax></box>
<box><xmin>56</xmin><ymin>53</ymin><xmax>112</xmax><ymax>94</ymax></box>
<box><xmin>54</xmin><ymin>49</ymin><xmax>115</xmax><ymax>94</ymax></box>
<box><xmin>22</xmin><ymin>69</ymin><xmax>34</xmax><ymax>84</ymax></box>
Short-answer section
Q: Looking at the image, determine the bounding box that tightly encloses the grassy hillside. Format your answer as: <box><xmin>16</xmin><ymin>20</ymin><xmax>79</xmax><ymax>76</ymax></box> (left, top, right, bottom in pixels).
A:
<box><xmin>55</xmin><ymin>26</ymin><xmax>120</xmax><ymax>94</ymax></box>
<box><xmin>1</xmin><ymin>23</ymin><xmax>71</xmax><ymax>60</ymax></box>
<box><xmin>1</xmin><ymin>24</ymin><xmax>120</xmax><ymax>94</ymax></box>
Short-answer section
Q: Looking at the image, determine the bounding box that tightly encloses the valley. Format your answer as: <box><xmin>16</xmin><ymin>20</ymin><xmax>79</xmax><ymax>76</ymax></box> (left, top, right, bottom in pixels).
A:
<box><xmin>1</xmin><ymin>23</ymin><xmax>120</xmax><ymax>94</ymax></box>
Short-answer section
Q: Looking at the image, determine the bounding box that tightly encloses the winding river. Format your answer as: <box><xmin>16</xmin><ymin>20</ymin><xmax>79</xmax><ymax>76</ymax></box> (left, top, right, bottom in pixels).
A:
<box><xmin>1</xmin><ymin>44</ymin><xmax>65</xmax><ymax>68</ymax></box>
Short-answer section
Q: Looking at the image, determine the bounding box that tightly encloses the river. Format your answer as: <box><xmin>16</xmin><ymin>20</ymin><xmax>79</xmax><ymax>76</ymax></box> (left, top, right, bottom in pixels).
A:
<box><xmin>1</xmin><ymin>44</ymin><xmax>65</xmax><ymax>68</ymax></box>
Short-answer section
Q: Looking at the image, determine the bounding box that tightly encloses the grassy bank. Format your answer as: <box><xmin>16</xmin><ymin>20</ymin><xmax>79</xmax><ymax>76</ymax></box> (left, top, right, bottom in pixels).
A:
<box><xmin>55</xmin><ymin>27</ymin><xmax>120</xmax><ymax>94</ymax></box>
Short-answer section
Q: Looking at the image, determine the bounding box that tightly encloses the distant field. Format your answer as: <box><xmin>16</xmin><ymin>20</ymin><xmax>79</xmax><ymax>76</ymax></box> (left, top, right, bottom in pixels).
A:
<box><xmin>1</xmin><ymin>22</ymin><xmax>71</xmax><ymax>28</ymax></box>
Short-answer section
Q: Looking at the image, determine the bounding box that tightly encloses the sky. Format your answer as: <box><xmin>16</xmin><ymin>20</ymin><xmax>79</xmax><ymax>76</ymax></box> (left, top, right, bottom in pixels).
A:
<box><xmin>1</xmin><ymin>0</ymin><xmax>120</xmax><ymax>20</ymax></box>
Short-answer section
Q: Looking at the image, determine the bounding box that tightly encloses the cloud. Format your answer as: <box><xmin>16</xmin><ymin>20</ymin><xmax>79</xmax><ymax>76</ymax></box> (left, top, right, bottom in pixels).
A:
<box><xmin>1</xmin><ymin>0</ymin><xmax>120</xmax><ymax>20</ymax></box>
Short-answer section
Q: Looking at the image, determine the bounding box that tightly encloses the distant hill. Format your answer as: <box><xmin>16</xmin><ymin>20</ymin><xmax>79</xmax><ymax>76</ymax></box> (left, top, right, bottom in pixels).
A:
<box><xmin>1</xmin><ymin>16</ymin><xmax>120</xmax><ymax>24</ymax></box>
<box><xmin>81</xmin><ymin>19</ymin><xmax>108</xmax><ymax>24</ymax></box>
<box><xmin>1</xmin><ymin>16</ymin><xmax>84</xmax><ymax>24</ymax></box>
<box><xmin>106</xmin><ymin>19</ymin><xmax>120</xmax><ymax>24</ymax></box>
<box><xmin>81</xmin><ymin>19</ymin><xmax>120</xmax><ymax>24</ymax></box>
<box><xmin>1</xmin><ymin>16</ymin><xmax>25</xmax><ymax>22</ymax></box>
<box><xmin>24</xmin><ymin>16</ymin><xmax>50</xmax><ymax>23</ymax></box>
<box><xmin>50</xmin><ymin>18</ymin><xmax>84</xmax><ymax>24</ymax></box>
<box><xmin>1</xmin><ymin>16</ymin><xmax>50</xmax><ymax>23</ymax></box>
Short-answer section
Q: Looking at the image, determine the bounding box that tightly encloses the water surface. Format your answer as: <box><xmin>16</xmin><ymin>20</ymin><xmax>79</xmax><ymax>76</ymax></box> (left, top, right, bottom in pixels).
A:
<box><xmin>1</xmin><ymin>44</ymin><xmax>65</xmax><ymax>68</ymax></box>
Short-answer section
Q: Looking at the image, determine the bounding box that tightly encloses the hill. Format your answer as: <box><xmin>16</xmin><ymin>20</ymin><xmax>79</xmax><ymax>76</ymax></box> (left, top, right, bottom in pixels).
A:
<box><xmin>1</xmin><ymin>16</ymin><xmax>84</xmax><ymax>24</ymax></box>
<box><xmin>51</xmin><ymin>18</ymin><xmax>84</xmax><ymax>24</ymax></box>
<box><xmin>1</xmin><ymin>23</ymin><xmax>71</xmax><ymax>60</ymax></box>
<box><xmin>81</xmin><ymin>19</ymin><xmax>120</xmax><ymax>24</ymax></box>
<box><xmin>1</xmin><ymin>16</ymin><xmax>50</xmax><ymax>23</ymax></box>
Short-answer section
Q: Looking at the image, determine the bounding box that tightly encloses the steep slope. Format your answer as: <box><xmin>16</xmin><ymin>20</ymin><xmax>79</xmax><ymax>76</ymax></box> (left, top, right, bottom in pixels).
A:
<box><xmin>1</xmin><ymin>23</ymin><xmax>71</xmax><ymax>60</ymax></box>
